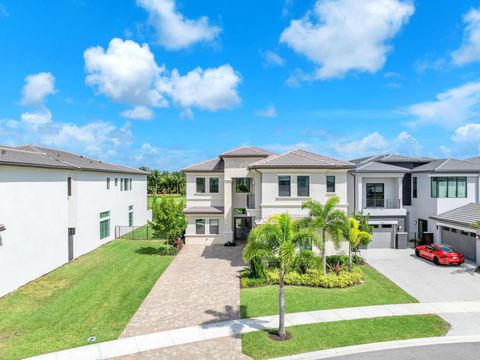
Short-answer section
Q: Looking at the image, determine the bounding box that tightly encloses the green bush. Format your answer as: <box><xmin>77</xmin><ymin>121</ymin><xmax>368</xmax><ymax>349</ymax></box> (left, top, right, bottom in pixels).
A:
<box><xmin>265</xmin><ymin>268</ymin><xmax>363</xmax><ymax>288</ymax></box>
<box><xmin>249</xmin><ymin>257</ymin><xmax>266</xmax><ymax>279</ymax></box>
<box><xmin>296</xmin><ymin>250</ymin><xmax>323</xmax><ymax>274</ymax></box>
<box><xmin>241</xmin><ymin>271</ymin><xmax>268</xmax><ymax>287</ymax></box>
<box><xmin>157</xmin><ymin>246</ymin><xmax>177</xmax><ymax>255</ymax></box>
<box><xmin>326</xmin><ymin>255</ymin><xmax>364</xmax><ymax>267</ymax></box>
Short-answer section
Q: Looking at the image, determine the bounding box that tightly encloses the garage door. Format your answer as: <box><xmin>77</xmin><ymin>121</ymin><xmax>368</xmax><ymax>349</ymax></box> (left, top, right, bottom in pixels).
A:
<box><xmin>441</xmin><ymin>228</ymin><xmax>476</xmax><ymax>262</ymax></box>
<box><xmin>369</xmin><ymin>226</ymin><xmax>394</xmax><ymax>248</ymax></box>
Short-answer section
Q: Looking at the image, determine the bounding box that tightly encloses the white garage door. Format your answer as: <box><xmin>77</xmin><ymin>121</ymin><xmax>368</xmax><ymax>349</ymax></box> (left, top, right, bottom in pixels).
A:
<box><xmin>369</xmin><ymin>227</ymin><xmax>394</xmax><ymax>249</ymax></box>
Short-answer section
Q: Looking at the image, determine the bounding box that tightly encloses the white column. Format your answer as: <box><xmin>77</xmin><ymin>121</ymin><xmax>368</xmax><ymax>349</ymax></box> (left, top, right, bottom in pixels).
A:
<box><xmin>398</xmin><ymin>176</ymin><xmax>403</xmax><ymax>208</ymax></box>
<box><xmin>224</xmin><ymin>179</ymin><xmax>233</xmax><ymax>243</ymax></box>
<box><xmin>356</xmin><ymin>175</ymin><xmax>363</xmax><ymax>212</ymax></box>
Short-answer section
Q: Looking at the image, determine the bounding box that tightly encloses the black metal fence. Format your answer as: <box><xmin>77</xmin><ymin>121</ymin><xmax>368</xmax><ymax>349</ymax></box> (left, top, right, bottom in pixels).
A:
<box><xmin>115</xmin><ymin>225</ymin><xmax>165</xmax><ymax>240</ymax></box>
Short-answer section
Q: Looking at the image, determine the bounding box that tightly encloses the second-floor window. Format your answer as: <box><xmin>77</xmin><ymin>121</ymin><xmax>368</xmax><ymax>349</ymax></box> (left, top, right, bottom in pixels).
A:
<box><xmin>431</xmin><ymin>177</ymin><xmax>467</xmax><ymax>198</ymax></box>
<box><xmin>278</xmin><ymin>176</ymin><xmax>291</xmax><ymax>197</ymax></box>
<box><xmin>67</xmin><ymin>177</ymin><xmax>72</xmax><ymax>196</ymax></box>
<box><xmin>412</xmin><ymin>177</ymin><xmax>417</xmax><ymax>198</ymax></box>
<box><xmin>297</xmin><ymin>176</ymin><xmax>310</xmax><ymax>197</ymax></box>
<box><xmin>196</xmin><ymin>178</ymin><xmax>206</xmax><ymax>193</ymax></box>
<box><xmin>235</xmin><ymin>178</ymin><xmax>250</xmax><ymax>193</ymax></box>
<box><xmin>209</xmin><ymin>177</ymin><xmax>219</xmax><ymax>193</ymax></box>
<box><xmin>326</xmin><ymin>176</ymin><xmax>336</xmax><ymax>193</ymax></box>
<box><xmin>107</xmin><ymin>178</ymin><xmax>110</xmax><ymax>190</ymax></box>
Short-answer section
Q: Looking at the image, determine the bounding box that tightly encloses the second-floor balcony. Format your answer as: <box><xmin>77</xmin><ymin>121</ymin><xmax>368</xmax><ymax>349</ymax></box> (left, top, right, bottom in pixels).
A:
<box><xmin>362</xmin><ymin>198</ymin><xmax>401</xmax><ymax>209</ymax></box>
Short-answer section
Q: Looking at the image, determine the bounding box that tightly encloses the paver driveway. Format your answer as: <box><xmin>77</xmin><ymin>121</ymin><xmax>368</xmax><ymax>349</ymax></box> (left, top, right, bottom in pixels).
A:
<box><xmin>118</xmin><ymin>244</ymin><xmax>249</xmax><ymax>359</ymax></box>
<box><xmin>363</xmin><ymin>248</ymin><xmax>480</xmax><ymax>335</ymax></box>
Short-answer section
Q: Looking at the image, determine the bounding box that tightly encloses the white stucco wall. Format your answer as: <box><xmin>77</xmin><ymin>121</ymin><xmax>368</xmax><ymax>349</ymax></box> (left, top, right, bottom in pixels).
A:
<box><xmin>184</xmin><ymin>214</ymin><xmax>224</xmax><ymax>245</ymax></box>
<box><xmin>185</xmin><ymin>173</ymin><xmax>224</xmax><ymax>208</ymax></box>
<box><xmin>0</xmin><ymin>166</ymin><xmax>147</xmax><ymax>297</ymax></box>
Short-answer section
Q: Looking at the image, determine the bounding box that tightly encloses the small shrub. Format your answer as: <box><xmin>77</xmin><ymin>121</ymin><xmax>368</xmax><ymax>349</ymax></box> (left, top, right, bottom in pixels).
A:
<box><xmin>326</xmin><ymin>255</ymin><xmax>364</xmax><ymax>267</ymax></box>
<box><xmin>296</xmin><ymin>250</ymin><xmax>322</xmax><ymax>274</ymax></box>
<box><xmin>157</xmin><ymin>246</ymin><xmax>177</xmax><ymax>256</ymax></box>
<box><xmin>249</xmin><ymin>258</ymin><xmax>266</xmax><ymax>279</ymax></box>
<box><xmin>476</xmin><ymin>266</ymin><xmax>480</xmax><ymax>274</ymax></box>
<box><xmin>265</xmin><ymin>268</ymin><xmax>363</xmax><ymax>288</ymax></box>
<box><xmin>327</xmin><ymin>262</ymin><xmax>344</xmax><ymax>275</ymax></box>
<box><xmin>241</xmin><ymin>271</ymin><xmax>268</xmax><ymax>287</ymax></box>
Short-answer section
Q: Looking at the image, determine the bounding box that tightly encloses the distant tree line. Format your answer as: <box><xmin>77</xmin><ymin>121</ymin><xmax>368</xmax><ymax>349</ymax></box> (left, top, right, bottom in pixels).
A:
<box><xmin>139</xmin><ymin>167</ymin><xmax>186</xmax><ymax>195</ymax></box>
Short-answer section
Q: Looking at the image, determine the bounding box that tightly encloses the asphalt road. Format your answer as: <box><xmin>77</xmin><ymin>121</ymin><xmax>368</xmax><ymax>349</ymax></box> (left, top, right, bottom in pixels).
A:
<box><xmin>330</xmin><ymin>342</ymin><xmax>480</xmax><ymax>360</ymax></box>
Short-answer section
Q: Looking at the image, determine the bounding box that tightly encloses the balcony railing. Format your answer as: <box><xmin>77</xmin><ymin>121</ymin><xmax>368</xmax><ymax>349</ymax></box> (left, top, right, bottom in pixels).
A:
<box><xmin>247</xmin><ymin>194</ymin><xmax>256</xmax><ymax>209</ymax></box>
<box><xmin>362</xmin><ymin>198</ymin><xmax>401</xmax><ymax>209</ymax></box>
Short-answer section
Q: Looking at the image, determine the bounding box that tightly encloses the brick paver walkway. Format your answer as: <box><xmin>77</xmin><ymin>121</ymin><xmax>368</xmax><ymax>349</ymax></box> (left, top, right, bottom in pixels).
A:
<box><xmin>119</xmin><ymin>244</ymin><xmax>248</xmax><ymax>359</ymax></box>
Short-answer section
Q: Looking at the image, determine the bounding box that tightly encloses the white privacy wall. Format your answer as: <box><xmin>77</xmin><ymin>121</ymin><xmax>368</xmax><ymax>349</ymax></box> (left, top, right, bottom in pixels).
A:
<box><xmin>0</xmin><ymin>166</ymin><xmax>147</xmax><ymax>297</ymax></box>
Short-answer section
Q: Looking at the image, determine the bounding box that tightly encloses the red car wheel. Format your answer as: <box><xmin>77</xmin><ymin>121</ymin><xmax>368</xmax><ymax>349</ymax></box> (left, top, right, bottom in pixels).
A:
<box><xmin>433</xmin><ymin>257</ymin><xmax>440</xmax><ymax>265</ymax></box>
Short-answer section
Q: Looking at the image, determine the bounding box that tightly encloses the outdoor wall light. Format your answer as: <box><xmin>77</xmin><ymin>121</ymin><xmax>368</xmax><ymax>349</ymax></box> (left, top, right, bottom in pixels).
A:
<box><xmin>397</xmin><ymin>225</ymin><xmax>402</xmax><ymax>230</ymax></box>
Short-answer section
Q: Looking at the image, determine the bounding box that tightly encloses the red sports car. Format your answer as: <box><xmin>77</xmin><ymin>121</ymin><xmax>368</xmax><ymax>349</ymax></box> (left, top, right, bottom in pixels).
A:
<box><xmin>415</xmin><ymin>244</ymin><xmax>464</xmax><ymax>265</ymax></box>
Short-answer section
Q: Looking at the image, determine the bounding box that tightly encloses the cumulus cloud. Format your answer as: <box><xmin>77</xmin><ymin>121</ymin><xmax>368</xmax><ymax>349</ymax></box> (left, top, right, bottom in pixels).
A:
<box><xmin>452</xmin><ymin>123</ymin><xmax>480</xmax><ymax>142</ymax></box>
<box><xmin>20</xmin><ymin>108</ymin><xmax>52</xmax><ymax>126</ymax></box>
<box><xmin>334</xmin><ymin>131</ymin><xmax>421</xmax><ymax>158</ymax></box>
<box><xmin>451</xmin><ymin>8</ymin><xmax>480</xmax><ymax>66</ymax></box>
<box><xmin>21</xmin><ymin>72</ymin><xmax>56</xmax><ymax>106</ymax></box>
<box><xmin>121</xmin><ymin>106</ymin><xmax>154</xmax><ymax>120</ymax></box>
<box><xmin>405</xmin><ymin>81</ymin><xmax>480</xmax><ymax>128</ymax></box>
<box><xmin>136</xmin><ymin>0</ymin><xmax>221</xmax><ymax>50</ymax></box>
<box><xmin>254</xmin><ymin>103</ymin><xmax>277</xmax><ymax>118</ymax></box>
<box><xmin>280</xmin><ymin>0</ymin><xmax>414</xmax><ymax>80</ymax></box>
<box><xmin>261</xmin><ymin>50</ymin><xmax>285</xmax><ymax>66</ymax></box>
<box><xmin>84</xmin><ymin>38</ymin><xmax>241</xmax><ymax>118</ymax></box>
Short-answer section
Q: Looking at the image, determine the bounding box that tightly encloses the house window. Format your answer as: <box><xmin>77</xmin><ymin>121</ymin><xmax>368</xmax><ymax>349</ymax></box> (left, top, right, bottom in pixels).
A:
<box><xmin>234</xmin><ymin>208</ymin><xmax>247</xmax><ymax>215</ymax></box>
<box><xmin>210</xmin><ymin>177</ymin><xmax>219</xmax><ymax>193</ymax></box>
<box><xmin>196</xmin><ymin>219</ymin><xmax>205</xmax><ymax>234</ymax></box>
<box><xmin>431</xmin><ymin>177</ymin><xmax>467</xmax><ymax>198</ymax></box>
<box><xmin>115</xmin><ymin>178</ymin><xmax>118</xmax><ymax>187</ymax></box>
<box><xmin>129</xmin><ymin>178</ymin><xmax>132</xmax><ymax>191</ymax></box>
<box><xmin>209</xmin><ymin>219</ymin><xmax>220</xmax><ymax>235</ymax></box>
<box><xmin>235</xmin><ymin>178</ymin><xmax>250</xmax><ymax>193</ymax></box>
<box><xmin>120</xmin><ymin>178</ymin><xmax>123</xmax><ymax>191</ymax></box>
<box><xmin>326</xmin><ymin>176</ymin><xmax>336</xmax><ymax>193</ymax></box>
<box><xmin>366</xmin><ymin>183</ymin><xmax>385</xmax><ymax>208</ymax></box>
<box><xmin>67</xmin><ymin>177</ymin><xmax>72</xmax><ymax>196</ymax></box>
<box><xmin>128</xmin><ymin>205</ymin><xmax>133</xmax><ymax>227</ymax></box>
<box><xmin>100</xmin><ymin>211</ymin><xmax>110</xmax><ymax>240</ymax></box>
<box><xmin>278</xmin><ymin>176</ymin><xmax>291</xmax><ymax>197</ymax></box>
<box><xmin>412</xmin><ymin>177</ymin><xmax>417</xmax><ymax>198</ymax></box>
<box><xmin>297</xmin><ymin>176</ymin><xmax>310</xmax><ymax>197</ymax></box>
<box><xmin>196</xmin><ymin>178</ymin><xmax>206</xmax><ymax>193</ymax></box>
<box><xmin>107</xmin><ymin>178</ymin><xmax>110</xmax><ymax>190</ymax></box>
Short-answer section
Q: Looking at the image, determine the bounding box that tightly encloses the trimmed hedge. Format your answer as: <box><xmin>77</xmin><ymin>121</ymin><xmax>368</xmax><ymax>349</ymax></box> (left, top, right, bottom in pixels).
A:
<box><xmin>326</xmin><ymin>255</ymin><xmax>365</xmax><ymax>267</ymax></box>
<box><xmin>265</xmin><ymin>268</ymin><xmax>363</xmax><ymax>288</ymax></box>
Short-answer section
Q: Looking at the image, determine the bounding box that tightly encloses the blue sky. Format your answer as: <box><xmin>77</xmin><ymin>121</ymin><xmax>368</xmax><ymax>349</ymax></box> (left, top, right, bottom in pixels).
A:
<box><xmin>1</xmin><ymin>0</ymin><xmax>480</xmax><ymax>170</ymax></box>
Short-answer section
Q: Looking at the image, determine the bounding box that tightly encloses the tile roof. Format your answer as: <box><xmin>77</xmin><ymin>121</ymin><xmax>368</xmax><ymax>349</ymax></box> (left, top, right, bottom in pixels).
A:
<box><xmin>430</xmin><ymin>203</ymin><xmax>480</xmax><ymax>228</ymax></box>
<box><xmin>249</xmin><ymin>149</ymin><xmax>354</xmax><ymax>169</ymax></box>
<box><xmin>0</xmin><ymin>145</ymin><xmax>147</xmax><ymax>175</ymax></box>
<box><xmin>354</xmin><ymin>161</ymin><xmax>409</xmax><ymax>173</ymax></box>
<box><xmin>410</xmin><ymin>159</ymin><xmax>480</xmax><ymax>173</ymax></box>
<box><xmin>219</xmin><ymin>146</ymin><xmax>275</xmax><ymax>158</ymax></box>
<box><xmin>182</xmin><ymin>157</ymin><xmax>224</xmax><ymax>172</ymax></box>
<box><xmin>350</xmin><ymin>154</ymin><xmax>435</xmax><ymax>165</ymax></box>
<box><xmin>183</xmin><ymin>206</ymin><xmax>224</xmax><ymax>214</ymax></box>
<box><xmin>467</xmin><ymin>156</ymin><xmax>480</xmax><ymax>164</ymax></box>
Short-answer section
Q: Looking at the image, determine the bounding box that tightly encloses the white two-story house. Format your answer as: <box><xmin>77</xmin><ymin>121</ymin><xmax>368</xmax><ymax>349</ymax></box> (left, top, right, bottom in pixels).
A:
<box><xmin>0</xmin><ymin>145</ymin><xmax>148</xmax><ymax>297</ymax></box>
<box><xmin>182</xmin><ymin>146</ymin><xmax>354</xmax><ymax>254</ymax></box>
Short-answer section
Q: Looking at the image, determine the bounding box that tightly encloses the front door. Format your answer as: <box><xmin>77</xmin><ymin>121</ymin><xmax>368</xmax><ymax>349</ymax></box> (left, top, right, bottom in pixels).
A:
<box><xmin>418</xmin><ymin>219</ymin><xmax>428</xmax><ymax>241</ymax></box>
<box><xmin>234</xmin><ymin>217</ymin><xmax>252</xmax><ymax>241</ymax></box>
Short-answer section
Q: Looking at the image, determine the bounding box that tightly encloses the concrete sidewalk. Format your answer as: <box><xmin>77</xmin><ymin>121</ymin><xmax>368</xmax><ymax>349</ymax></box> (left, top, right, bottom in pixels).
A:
<box><xmin>27</xmin><ymin>301</ymin><xmax>480</xmax><ymax>360</ymax></box>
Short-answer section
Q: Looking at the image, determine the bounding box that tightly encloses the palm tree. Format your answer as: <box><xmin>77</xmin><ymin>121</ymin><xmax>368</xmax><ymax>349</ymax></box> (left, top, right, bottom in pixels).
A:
<box><xmin>159</xmin><ymin>171</ymin><xmax>172</xmax><ymax>194</ymax></box>
<box><xmin>146</xmin><ymin>169</ymin><xmax>160</xmax><ymax>195</ymax></box>
<box><xmin>243</xmin><ymin>213</ymin><xmax>317</xmax><ymax>339</ymax></box>
<box><xmin>344</xmin><ymin>217</ymin><xmax>372</xmax><ymax>272</ymax></box>
<box><xmin>171</xmin><ymin>171</ymin><xmax>184</xmax><ymax>194</ymax></box>
<box><xmin>301</xmin><ymin>196</ymin><xmax>347</xmax><ymax>276</ymax></box>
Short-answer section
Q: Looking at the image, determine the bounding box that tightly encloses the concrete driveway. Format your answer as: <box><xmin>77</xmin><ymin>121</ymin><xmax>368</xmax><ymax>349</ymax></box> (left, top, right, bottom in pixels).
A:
<box><xmin>363</xmin><ymin>249</ymin><xmax>480</xmax><ymax>335</ymax></box>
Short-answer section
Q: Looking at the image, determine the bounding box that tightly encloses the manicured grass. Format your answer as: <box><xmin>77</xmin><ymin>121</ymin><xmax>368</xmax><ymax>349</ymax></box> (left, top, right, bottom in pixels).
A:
<box><xmin>147</xmin><ymin>194</ymin><xmax>185</xmax><ymax>209</ymax></box>
<box><xmin>242</xmin><ymin>315</ymin><xmax>449</xmax><ymax>359</ymax></box>
<box><xmin>241</xmin><ymin>265</ymin><xmax>417</xmax><ymax>318</ymax></box>
<box><xmin>120</xmin><ymin>224</ymin><xmax>166</xmax><ymax>240</ymax></box>
<box><xmin>0</xmin><ymin>240</ymin><xmax>173</xmax><ymax>360</ymax></box>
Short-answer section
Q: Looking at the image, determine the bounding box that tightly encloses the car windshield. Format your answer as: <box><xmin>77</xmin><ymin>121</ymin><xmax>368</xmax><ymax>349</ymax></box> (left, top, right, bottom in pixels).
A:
<box><xmin>440</xmin><ymin>246</ymin><xmax>456</xmax><ymax>253</ymax></box>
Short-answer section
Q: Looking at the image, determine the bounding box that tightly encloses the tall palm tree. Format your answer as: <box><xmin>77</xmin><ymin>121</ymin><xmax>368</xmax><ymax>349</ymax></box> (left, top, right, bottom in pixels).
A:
<box><xmin>243</xmin><ymin>213</ymin><xmax>317</xmax><ymax>339</ymax></box>
<box><xmin>149</xmin><ymin>170</ymin><xmax>160</xmax><ymax>195</ymax></box>
<box><xmin>301</xmin><ymin>196</ymin><xmax>347</xmax><ymax>276</ymax></box>
<box><xmin>344</xmin><ymin>217</ymin><xmax>372</xmax><ymax>272</ymax></box>
<box><xmin>159</xmin><ymin>171</ymin><xmax>172</xmax><ymax>194</ymax></box>
<box><xmin>171</xmin><ymin>171</ymin><xmax>183</xmax><ymax>194</ymax></box>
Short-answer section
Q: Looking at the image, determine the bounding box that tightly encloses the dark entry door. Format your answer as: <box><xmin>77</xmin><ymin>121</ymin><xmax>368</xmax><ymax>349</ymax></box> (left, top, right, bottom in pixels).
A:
<box><xmin>68</xmin><ymin>228</ymin><xmax>75</xmax><ymax>261</ymax></box>
<box><xmin>418</xmin><ymin>219</ymin><xmax>428</xmax><ymax>241</ymax></box>
<box><xmin>234</xmin><ymin>217</ymin><xmax>252</xmax><ymax>241</ymax></box>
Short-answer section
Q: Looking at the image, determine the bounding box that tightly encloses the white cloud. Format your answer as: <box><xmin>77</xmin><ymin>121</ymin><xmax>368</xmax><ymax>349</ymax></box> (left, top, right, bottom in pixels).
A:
<box><xmin>136</xmin><ymin>0</ymin><xmax>221</xmax><ymax>50</ymax></box>
<box><xmin>451</xmin><ymin>8</ymin><xmax>480</xmax><ymax>66</ymax></box>
<box><xmin>165</xmin><ymin>65</ymin><xmax>241</xmax><ymax>111</ymax></box>
<box><xmin>84</xmin><ymin>38</ymin><xmax>242</xmax><ymax>117</ymax></box>
<box><xmin>261</xmin><ymin>50</ymin><xmax>285</xmax><ymax>66</ymax></box>
<box><xmin>405</xmin><ymin>81</ymin><xmax>480</xmax><ymax>128</ymax></box>
<box><xmin>121</xmin><ymin>106</ymin><xmax>154</xmax><ymax>120</ymax></box>
<box><xmin>452</xmin><ymin>123</ymin><xmax>480</xmax><ymax>142</ymax></box>
<box><xmin>333</xmin><ymin>131</ymin><xmax>421</xmax><ymax>158</ymax></box>
<box><xmin>280</xmin><ymin>0</ymin><xmax>414</xmax><ymax>80</ymax></box>
<box><xmin>21</xmin><ymin>72</ymin><xmax>56</xmax><ymax>106</ymax></box>
<box><xmin>84</xmin><ymin>38</ymin><xmax>167</xmax><ymax>109</ymax></box>
<box><xmin>255</xmin><ymin>103</ymin><xmax>277</xmax><ymax>118</ymax></box>
<box><xmin>20</xmin><ymin>108</ymin><xmax>52</xmax><ymax>126</ymax></box>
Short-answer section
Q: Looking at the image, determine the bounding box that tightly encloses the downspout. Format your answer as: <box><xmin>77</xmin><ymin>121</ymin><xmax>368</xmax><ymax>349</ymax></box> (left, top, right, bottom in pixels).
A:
<box><xmin>348</xmin><ymin>171</ymin><xmax>356</xmax><ymax>216</ymax></box>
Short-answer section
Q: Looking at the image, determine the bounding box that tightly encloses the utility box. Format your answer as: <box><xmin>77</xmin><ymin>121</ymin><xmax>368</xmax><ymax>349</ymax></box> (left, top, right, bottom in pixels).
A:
<box><xmin>396</xmin><ymin>232</ymin><xmax>409</xmax><ymax>249</ymax></box>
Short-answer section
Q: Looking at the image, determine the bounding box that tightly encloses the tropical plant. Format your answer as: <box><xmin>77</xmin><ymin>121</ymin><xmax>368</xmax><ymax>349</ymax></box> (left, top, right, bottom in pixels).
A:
<box><xmin>354</xmin><ymin>211</ymin><xmax>374</xmax><ymax>248</ymax></box>
<box><xmin>243</xmin><ymin>213</ymin><xmax>317</xmax><ymax>339</ymax></box>
<box><xmin>300</xmin><ymin>196</ymin><xmax>347</xmax><ymax>275</ymax></box>
<box><xmin>149</xmin><ymin>197</ymin><xmax>187</xmax><ymax>244</ymax></box>
<box><xmin>296</xmin><ymin>249</ymin><xmax>322</xmax><ymax>274</ymax></box>
<box><xmin>149</xmin><ymin>170</ymin><xmax>160</xmax><ymax>194</ymax></box>
<box><xmin>343</xmin><ymin>217</ymin><xmax>372</xmax><ymax>272</ymax></box>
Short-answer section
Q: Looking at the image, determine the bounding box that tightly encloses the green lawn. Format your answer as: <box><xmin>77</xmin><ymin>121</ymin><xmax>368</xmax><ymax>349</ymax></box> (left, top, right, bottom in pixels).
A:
<box><xmin>119</xmin><ymin>224</ymin><xmax>166</xmax><ymax>240</ymax></box>
<box><xmin>147</xmin><ymin>194</ymin><xmax>185</xmax><ymax>209</ymax></box>
<box><xmin>242</xmin><ymin>315</ymin><xmax>449</xmax><ymax>359</ymax></box>
<box><xmin>241</xmin><ymin>265</ymin><xmax>417</xmax><ymax>318</ymax></box>
<box><xmin>0</xmin><ymin>240</ymin><xmax>173</xmax><ymax>360</ymax></box>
